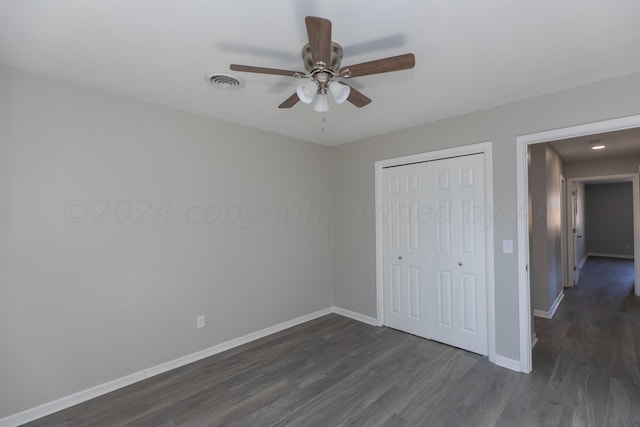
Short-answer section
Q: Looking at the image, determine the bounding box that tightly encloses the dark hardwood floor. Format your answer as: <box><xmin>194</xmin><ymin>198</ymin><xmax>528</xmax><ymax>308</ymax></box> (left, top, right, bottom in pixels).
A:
<box><xmin>24</xmin><ymin>257</ymin><xmax>640</xmax><ymax>426</ymax></box>
<box><xmin>528</xmin><ymin>256</ymin><xmax>640</xmax><ymax>427</ymax></box>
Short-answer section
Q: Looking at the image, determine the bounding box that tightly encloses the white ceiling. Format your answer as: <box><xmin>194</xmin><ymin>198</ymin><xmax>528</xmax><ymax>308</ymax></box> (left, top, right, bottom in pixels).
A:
<box><xmin>548</xmin><ymin>127</ymin><xmax>640</xmax><ymax>163</ymax></box>
<box><xmin>2</xmin><ymin>0</ymin><xmax>640</xmax><ymax>146</ymax></box>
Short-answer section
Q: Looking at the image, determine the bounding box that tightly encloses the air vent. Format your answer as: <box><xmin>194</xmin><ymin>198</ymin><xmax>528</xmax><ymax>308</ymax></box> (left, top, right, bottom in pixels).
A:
<box><xmin>204</xmin><ymin>73</ymin><xmax>243</xmax><ymax>90</ymax></box>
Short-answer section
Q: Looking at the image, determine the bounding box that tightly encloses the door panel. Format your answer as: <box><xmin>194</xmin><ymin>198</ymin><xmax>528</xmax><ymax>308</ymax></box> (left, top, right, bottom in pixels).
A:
<box><xmin>461</xmin><ymin>273</ymin><xmax>477</xmax><ymax>333</ymax></box>
<box><xmin>427</xmin><ymin>154</ymin><xmax>488</xmax><ymax>356</ymax></box>
<box><xmin>382</xmin><ymin>154</ymin><xmax>488</xmax><ymax>356</ymax></box>
<box><xmin>571</xmin><ymin>185</ymin><xmax>580</xmax><ymax>286</ymax></box>
<box><xmin>437</xmin><ymin>270</ymin><xmax>453</xmax><ymax>327</ymax></box>
<box><xmin>382</xmin><ymin>164</ymin><xmax>430</xmax><ymax>338</ymax></box>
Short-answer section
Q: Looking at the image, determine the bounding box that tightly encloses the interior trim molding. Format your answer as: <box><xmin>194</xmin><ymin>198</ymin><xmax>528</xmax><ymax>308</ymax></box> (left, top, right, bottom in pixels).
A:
<box><xmin>533</xmin><ymin>291</ymin><xmax>564</xmax><ymax>319</ymax></box>
<box><xmin>516</xmin><ymin>113</ymin><xmax>640</xmax><ymax>374</ymax></box>
<box><xmin>531</xmin><ymin>333</ymin><xmax>538</xmax><ymax>350</ymax></box>
<box><xmin>332</xmin><ymin>306</ymin><xmax>379</xmax><ymax>326</ymax></box>
<box><xmin>0</xmin><ymin>307</ymin><xmax>334</xmax><ymax>427</ymax></box>
<box><xmin>495</xmin><ymin>354</ymin><xmax>521</xmax><ymax>372</ymax></box>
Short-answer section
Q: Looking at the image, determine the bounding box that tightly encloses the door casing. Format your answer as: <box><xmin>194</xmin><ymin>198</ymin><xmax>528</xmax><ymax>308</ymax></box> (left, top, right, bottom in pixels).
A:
<box><xmin>516</xmin><ymin>113</ymin><xmax>640</xmax><ymax>373</ymax></box>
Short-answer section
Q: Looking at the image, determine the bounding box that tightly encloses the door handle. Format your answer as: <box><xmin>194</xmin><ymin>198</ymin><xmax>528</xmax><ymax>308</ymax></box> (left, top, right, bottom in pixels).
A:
<box><xmin>399</xmin><ymin>256</ymin><xmax>402</xmax><ymax>260</ymax></box>
<box><xmin>458</xmin><ymin>262</ymin><xmax>463</xmax><ymax>266</ymax></box>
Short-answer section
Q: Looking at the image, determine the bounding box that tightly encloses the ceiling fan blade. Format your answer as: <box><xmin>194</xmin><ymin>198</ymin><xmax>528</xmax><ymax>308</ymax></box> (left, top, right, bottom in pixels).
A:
<box><xmin>346</xmin><ymin>86</ymin><xmax>372</xmax><ymax>108</ymax></box>
<box><xmin>339</xmin><ymin>53</ymin><xmax>415</xmax><ymax>78</ymax></box>
<box><xmin>278</xmin><ymin>92</ymin><xmax>300</xmax><ymax>108</ymax></box>
<box><xmin>230</xmin><ymin>64</ymin><xmax>305</xmax><ymax>78</ymax></box>
<box><xmin>305</xmin><ymin>16</ymin><xmax>332</xmax><ymax>66</ymax></box>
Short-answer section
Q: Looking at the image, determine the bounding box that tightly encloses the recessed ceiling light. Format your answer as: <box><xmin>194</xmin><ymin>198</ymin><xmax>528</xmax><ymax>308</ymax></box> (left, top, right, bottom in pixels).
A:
<box><xmin>589</xmin><ymin>139</ymin><xmax>605</xmax><ymax>150</ymax></box>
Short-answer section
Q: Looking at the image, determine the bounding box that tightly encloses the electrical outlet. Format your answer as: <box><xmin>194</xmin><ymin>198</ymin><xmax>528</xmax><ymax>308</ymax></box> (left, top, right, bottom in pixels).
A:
<box><xmin>503</xmin><ymin>240</ymin><xmax>514</xmax><ymax>254</ymax></box>
<box><xmin>197</xmin><ymin>315</ymin><xmax>205</xmax><ymax>329</ymax></box>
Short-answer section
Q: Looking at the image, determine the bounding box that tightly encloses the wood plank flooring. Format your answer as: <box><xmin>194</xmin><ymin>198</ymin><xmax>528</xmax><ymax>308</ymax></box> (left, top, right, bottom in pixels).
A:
<box><xmin>24</xmin><ymin>257</ymin><xmax>640</xmax><ymax>426</ymax></box>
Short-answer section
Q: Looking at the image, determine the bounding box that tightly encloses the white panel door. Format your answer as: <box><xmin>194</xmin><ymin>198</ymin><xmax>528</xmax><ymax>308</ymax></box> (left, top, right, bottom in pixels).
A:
<box><xmin>427</xmin><ymin>154</ymin><xmax>488</xmax><ymax>356</ymax></box>
<box><xmin>570</xmin><ymin>184</ymin><xmax>580</xmax><ymax>286</ymax></box>
<box><xmin>382</xmin><ymin>163</ymin><xmax>430</xmax><ymax>338</ymax></box>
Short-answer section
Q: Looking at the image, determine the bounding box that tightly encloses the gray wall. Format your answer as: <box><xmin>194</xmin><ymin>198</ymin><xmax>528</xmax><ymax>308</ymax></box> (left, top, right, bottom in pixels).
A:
<box><xmin>528</xmin><ymin>145</ymin><xmax>564</xmax><ymax>313</ymax></box>
<box><xmin>528</xmin><ymin>145</ymin><xmax>548</xmax><ymax>312</ymax></box>
<box><xmin>585</xmin><ymin>183</ymin><xmax>634</xmax><ymax>256</ymax></box>
<box><xmin>545</xmin><ymin>147</ymin><xmax>564</xmax><ymax>309</ymax></box>
<box><xmin>4</xmin><ymin>65</ymin><xmax>640</xmax><ymax>419</ymax></box>
<box><xmin>565</xmin><ymin>154</ymin><xmax>640</xmax><ymax>178</ymax></box>
<box><xmin>0</xmin><ymin>67</ymin><xmax>334</xmax><ymax>417</ymax></box>
<box><xmin>332</xmin><ymin>70</ymin><xmax>640</xmax><ymax>362</ymax></box>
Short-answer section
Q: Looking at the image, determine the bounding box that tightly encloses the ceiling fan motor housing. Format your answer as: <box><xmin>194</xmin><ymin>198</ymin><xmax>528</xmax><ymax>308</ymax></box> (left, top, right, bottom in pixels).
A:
<box><xmin>301</xmin><ymin>42</ymin><xmax>344</xmax><ymax>93</ymax></box>
<box><xmin>302</xmin><ymin>42</ymin><xmax>343</xmax><ymax>73</ymax></box>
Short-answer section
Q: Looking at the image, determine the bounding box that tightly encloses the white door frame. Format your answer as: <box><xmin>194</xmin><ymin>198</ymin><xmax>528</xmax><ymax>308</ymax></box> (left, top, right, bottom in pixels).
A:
<box><xmin>560</xmin><ymin>175</ymin><xmax>569</xmax><ymax>288</ymax></box>
<box><xmin>375</xmin><ymin>141</ymin><xmax>496</xmax><ymax>363</ymax></box>
<box><xmin>567</xmin><ymin>174</ymin><xmax>639</xmax><ymax>274</ymax></box>
<box><xmin>566</xmin><ymin>180</ymin><xmax>582</xmax><ymax>287</ymax></box>
<box><xmin>516</xmin><ymin>113</ymin><xmax>640</xmax><ymax>373</ymax></box>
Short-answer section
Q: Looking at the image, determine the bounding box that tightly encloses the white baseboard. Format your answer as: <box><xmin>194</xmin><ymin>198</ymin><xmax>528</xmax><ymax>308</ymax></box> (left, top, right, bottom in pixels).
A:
<box><xmin>331</xmin><ymin>306</ymin><xmax>379</xmax><ymax>326</ymax></box>
<box><xmin>2</xmin><ymin>304</ymin><xmax>516</xmax><ymax>426</ymax></box>
<box><xmin>0</xmin><ymin>307</ymin><xmax>334</xmax><ymax>427</ymax></box>
<box><xmin>532</xmin><ymin>310</ymin><xmax>547</xmax><ymax>318</ymax></box>
<box><xmin>579</xmin><ymin>254</ymin><xmax>589</xmax><ymax>268</ymax></box>
<box><xmin>533</xmin><ymin>291</ymin><xmax>564</xmax><ymax>319</ymax></box>
<box><xmin>587</xmin><ymin>252</ymin><xmax>634</xmax><ymax>260</ymax></box>
<box><xmin>531</xmin><ymin>333</ymin><xmax>538</xmax><ymax>350</ymax></box>
<box><xmin>495</xmin><ymin>354</ymin><xmax>521</xmax><ymax>372</ymax></box>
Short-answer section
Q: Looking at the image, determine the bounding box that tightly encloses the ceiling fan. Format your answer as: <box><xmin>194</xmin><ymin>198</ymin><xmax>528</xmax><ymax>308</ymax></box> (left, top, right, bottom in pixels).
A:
<box><xmin>229</xmin><ymin>16</ymin><xmax>415</xmax><ymax>112</ymax></box>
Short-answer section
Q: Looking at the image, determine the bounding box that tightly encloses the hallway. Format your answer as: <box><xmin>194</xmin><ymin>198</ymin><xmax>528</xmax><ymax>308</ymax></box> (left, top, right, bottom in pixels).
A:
<box><xmin>528</xmin><ymin>256</ymin><xmax>640</xmax><ymax>426</ymax></box>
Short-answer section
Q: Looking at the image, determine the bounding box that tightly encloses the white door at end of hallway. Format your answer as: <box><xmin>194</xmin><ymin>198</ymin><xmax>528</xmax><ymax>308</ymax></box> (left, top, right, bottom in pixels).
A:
<box><xmin>570</xmin><ymin>185</ymin><xmax>581</xmax><ymax>286</ymax></box>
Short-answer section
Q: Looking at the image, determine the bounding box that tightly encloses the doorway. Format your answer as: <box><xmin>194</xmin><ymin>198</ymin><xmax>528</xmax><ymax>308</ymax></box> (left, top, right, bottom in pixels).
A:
<box><xmin>516</xmin><ymin>114</ymin><xmax>640</xmax><ymax>373</ymax></box>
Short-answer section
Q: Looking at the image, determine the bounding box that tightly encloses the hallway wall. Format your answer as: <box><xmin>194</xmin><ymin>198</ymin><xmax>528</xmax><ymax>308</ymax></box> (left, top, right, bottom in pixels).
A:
<box><xmin>585</xmin><ymin>182</ymin><xmax>634</xmax><ymax>257</ymax></box>
<box><xmin>529</xmin><ymin>144</ymin><xmax>564</xmax><ymax>314</ymax></box>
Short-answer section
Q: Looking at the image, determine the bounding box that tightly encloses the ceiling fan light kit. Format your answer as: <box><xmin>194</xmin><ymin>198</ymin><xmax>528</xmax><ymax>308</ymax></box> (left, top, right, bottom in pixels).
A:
<box><xmin>229</xmin><ymin>16</ymin><xmax>415</xmax><ymax>112</ymax></box>
<box><xmin>329</xmin><ymin>81</ymin><xmax>350</xmax><ymax>104</ymax></box>
<box><xmin>296</xmin><ymin>80</ymin><xmax>318</xmax><ymax>104</ymax></box>
<box><xmin>313</xmin><ymin>93</ymin><xmax>330</xmax><ymax>113</ymax></box>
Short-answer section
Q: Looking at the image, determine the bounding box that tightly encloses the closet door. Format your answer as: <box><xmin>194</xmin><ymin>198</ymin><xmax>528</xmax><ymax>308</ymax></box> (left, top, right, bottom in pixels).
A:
<box><xmin>381</xmin><ymin>163</ymin><xmax>430</xmax><ymax>338</ymax></box>
<box><xmin>427</xmin><ymin>154</ymin><xmax>488</xmax><ymax>356</ymax></box>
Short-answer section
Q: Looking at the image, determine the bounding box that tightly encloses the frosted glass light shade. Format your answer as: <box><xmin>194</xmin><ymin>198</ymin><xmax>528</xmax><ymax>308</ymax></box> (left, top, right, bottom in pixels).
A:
<box><xmin>313</xmin><ymin>93</ymin><xmax>329</xmax><ymax>112</ymax></box>
<box><xmin>296</xmin><ymin>80</ymin><xmax>318</xmax><ymax>104</ymax></box>
<box><xmin>329</xmin><ymin>81</ymin><xmax>350</xmax><ymax>104</ymax></box>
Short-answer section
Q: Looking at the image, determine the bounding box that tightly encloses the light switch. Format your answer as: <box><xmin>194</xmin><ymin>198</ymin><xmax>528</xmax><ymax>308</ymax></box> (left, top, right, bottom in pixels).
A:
<box><xmin>503</xmin><ymin>240</ymin><xmax>514</xmax><ymax>254</ymax></box>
